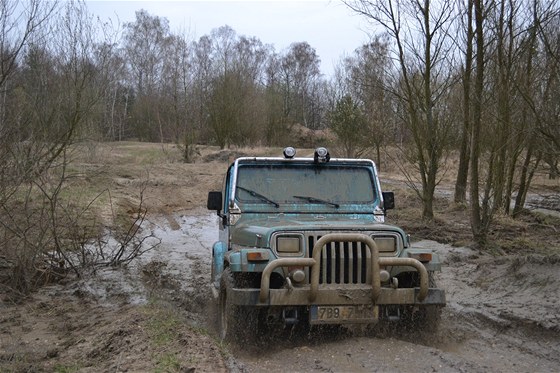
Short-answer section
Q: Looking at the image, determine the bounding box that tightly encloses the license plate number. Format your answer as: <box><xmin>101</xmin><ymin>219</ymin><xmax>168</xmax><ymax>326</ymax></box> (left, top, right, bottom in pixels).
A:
<box><xmin>310</xmin><ymin>305</ymin><xmax>378</xmax><ymax>324</ymax></box>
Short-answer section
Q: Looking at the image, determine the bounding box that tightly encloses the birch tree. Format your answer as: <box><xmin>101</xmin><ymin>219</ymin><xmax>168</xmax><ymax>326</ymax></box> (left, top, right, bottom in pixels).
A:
<box><xmin>345</xmin><ymin>0</ymin><xmax>458</xmax><ymax>219</ymax></box>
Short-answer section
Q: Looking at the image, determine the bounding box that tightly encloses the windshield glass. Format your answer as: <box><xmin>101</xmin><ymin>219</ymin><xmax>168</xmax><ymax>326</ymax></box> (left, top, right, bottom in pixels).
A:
<box><xmin>235</xmin><ymin>164</ymin><xmax>376</xmax><ymax>205</ymax></box>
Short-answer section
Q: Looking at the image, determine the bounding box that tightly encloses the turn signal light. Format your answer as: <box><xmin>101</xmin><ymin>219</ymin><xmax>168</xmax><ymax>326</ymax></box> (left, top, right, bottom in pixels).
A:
<box><xmin>408</xmin><ymin>252</ymin><xmax>432</xmax><ymax>263</ymax></box>
<box><xmin>247</xmin><ymin>251</ymin><xmax>270</xmax><ymax>262</ymax></box>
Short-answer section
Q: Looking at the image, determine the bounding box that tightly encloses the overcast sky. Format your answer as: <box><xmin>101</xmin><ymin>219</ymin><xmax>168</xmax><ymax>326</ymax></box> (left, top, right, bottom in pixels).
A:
<box><xmin>85</xmin><ymin>0</ymin><xmax>375</xmax><ymax>77</ymax></box>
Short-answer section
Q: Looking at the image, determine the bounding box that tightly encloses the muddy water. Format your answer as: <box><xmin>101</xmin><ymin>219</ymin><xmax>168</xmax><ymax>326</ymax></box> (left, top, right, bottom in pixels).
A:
<box><xmin>77</xmin><ymin>209</ymin><xmax>560</xmax><ymax>372</ymax></box>
<box><xmin>142</xmin><ymin>213</ymin><xmax>218</xmax><ymax>291</ymax></box>
<box><xmin>137</xmin><ymin>212</ymin><xmax>220</xmax><ymax>326</ymax></box>
<box><xmin>66</xmin><ymin>212</ymin><xmax>218</xmax><ymax>311</ymax></box>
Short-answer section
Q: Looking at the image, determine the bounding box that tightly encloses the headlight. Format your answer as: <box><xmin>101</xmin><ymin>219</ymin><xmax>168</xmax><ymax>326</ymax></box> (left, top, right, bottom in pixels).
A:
<box><xmin>277</xmin><ymin>235</ymin><xmax>301</xmax><ymax>254</ymax></box>
<box><xmin>373</xmin><ymin>236</ymin><xmax>397</xmax><ymax>253</ymax></box>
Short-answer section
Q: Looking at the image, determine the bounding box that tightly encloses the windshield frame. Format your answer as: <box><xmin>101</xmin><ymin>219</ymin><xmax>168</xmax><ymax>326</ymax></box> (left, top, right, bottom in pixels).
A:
<box><xmin>229</xmin><ymin>157</ymin><xmax>384</xmax><ymax>214</ymax></box>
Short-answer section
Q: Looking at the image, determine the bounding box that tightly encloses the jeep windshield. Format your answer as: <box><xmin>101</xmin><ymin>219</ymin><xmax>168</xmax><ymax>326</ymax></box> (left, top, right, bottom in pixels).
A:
<box><xmin>234</xmin><ymin>163</ymin><xmax>377</xmax><ymax>211</ymax></box>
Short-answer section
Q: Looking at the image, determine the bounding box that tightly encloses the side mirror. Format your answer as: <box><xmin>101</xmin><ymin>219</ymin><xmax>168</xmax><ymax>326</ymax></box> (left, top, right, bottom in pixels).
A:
<box><xmin>382</xmin><ymin>191</ymin><xmax>395</xmax><ymax>211</ymax></box>
<box><xmin>207</xmin><ymin>191</ymin><xmax>223</xmax><ymax>211</ymax></box>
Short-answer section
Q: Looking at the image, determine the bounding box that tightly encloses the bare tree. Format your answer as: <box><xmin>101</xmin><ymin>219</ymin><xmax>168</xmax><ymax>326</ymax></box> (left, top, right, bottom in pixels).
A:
<box><xmin>328</xmin><ymin>95</ymin><xmax>367</xmax><ymax>157</ymax></box>
<box><xmin>0</xmin><ymin>1</ymin><xmax>155</xmax><ymax>295</ymax></box>
<box><xmin>0</xmin><ymin>0</ymin><xmax>55</xmax><ymax>90</ymax></box>
<box><xmin>512</xmin><ymin>0</ymin><xmax>560</xmax><ymax>215</ymax></box>
<box><xmin>123</xmin><ymin>10</ymin><xmax>171</xmax><ymax>141</ymax></box>
<box><xmin>191</xmin><ymin>34</ymin><xmax>213</xmax><ymax>142</ymax></box>
<box><xmin>280</xmin><ymin>42</ymin><xmax>323</xmax><ymax>129</ymax></box>
<box><xmin>465</xmin><ymin>0</ymin><xmax>560</xmax><ymax>246</ymax></box>
<box><xmin>454</xmin><ymin>0</ymin><xmax>474</xmax><ymax>204</ymax></box>
<box><xmin>161</xmin><ymin>32</ymin><xmax>196</xmax><ymax>161</ymax></box>
<box><xmin>468</xmin><ymin>0</ymin><xmax>489</xmax><ymax>246</ymax></box>
<box><xmin>345</xmin><ymin>0</ymin><xmax>458</xmax><ymax>219</ymax></box>
<box><xmin>205</xmin><ymin>26</ymin><xmax>269</xmax><ymax>148</ymax></box>
<box><xmin>0</xmin><ymin>0</ymin><xmax>56</xmax><ymax>197</ymax></box>
<box><xmin>263</xmin><ymin>50</ymin><xmax>289</xmax><ymax>145</ymax></box>
<box><xmin>343</xmin><ymin>36</ymin><xmax>393</xmax><ymax>167</ymax></box>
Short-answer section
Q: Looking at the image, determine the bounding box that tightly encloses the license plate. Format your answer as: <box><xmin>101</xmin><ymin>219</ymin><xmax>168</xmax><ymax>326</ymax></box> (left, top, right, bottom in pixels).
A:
<box><xmin>310</xmin><ymin>305</ymin><xmax>378</xmax><ymax>324</ymax></box>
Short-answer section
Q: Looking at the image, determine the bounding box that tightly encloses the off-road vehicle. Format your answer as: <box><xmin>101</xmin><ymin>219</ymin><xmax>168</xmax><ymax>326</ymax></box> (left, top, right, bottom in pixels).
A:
<box><xmin>207</xmin><ymin>147</ymin><xmax>445</xmax><ymax>340</ymax></box>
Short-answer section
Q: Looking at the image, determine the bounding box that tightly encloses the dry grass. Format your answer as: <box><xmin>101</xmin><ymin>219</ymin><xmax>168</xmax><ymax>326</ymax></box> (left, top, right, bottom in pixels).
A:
<box><xmin>66</xmin><ymin>142</ymin><xmax>560</xmax><ymax>257</ymax></box>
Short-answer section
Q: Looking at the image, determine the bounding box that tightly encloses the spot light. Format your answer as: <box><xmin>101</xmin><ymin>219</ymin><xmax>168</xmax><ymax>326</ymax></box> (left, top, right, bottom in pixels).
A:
<box><xmin>314</xmin><ymin>147</ymin><xmax>330</xmax><ymax>163</ymax></box>
<box><xmin>283</xmin><ymin>147</ymin><xmax>296</xmax><ymax>159</ymax></box>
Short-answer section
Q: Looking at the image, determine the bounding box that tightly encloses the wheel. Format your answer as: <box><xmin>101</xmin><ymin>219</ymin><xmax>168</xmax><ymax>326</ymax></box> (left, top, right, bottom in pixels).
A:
<box><xmin>396</xmin><ymin>271</ymin><xmax>441</xmax><ymax>332</ymax></box>
<box><xmin>217</xmin><ymin>268</ymin><xmax>266</xmax><ymax>343</ymax></box>
<box><xmin>218</xmin><ymin>268</ymin><xmax>235</xmax><ymax>341</ymax></box>
<box><xmin>410</xmin><ymin>271</ymin><xmax>441</xmax><ymax>331</ymax></box>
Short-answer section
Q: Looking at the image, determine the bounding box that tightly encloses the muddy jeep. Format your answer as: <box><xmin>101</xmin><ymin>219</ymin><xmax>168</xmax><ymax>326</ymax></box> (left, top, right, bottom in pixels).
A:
<box><xmin>207</xmin><ymin>147</ymin><xmax>445</xmax><ymax>340</ymax></box>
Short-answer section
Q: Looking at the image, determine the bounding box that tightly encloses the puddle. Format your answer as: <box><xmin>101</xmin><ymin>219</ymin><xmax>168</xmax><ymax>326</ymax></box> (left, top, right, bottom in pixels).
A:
<box><xmin>139</xmin><ymin>211</ymin><xmax>218</xmax><ymax>289</ymax></box>
<box><xmin>57</xmin><ymin>210</ymin><xmax>219</xmax><ymax>307</ymax></box>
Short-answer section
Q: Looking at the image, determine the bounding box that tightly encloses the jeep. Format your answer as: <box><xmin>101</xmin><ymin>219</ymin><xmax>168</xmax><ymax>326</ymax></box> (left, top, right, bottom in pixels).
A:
<box><xmin>207</xmin><ymin>147</ymin><xmax>445</xmax><ymax>340</ymax></box>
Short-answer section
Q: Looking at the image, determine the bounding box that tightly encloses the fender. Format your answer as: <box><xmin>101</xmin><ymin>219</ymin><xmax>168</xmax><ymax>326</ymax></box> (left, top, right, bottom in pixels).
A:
<box><xmin>212</xmin><ymin>241</ymin><xmax>228</xmax><ymax>285</ymax></box>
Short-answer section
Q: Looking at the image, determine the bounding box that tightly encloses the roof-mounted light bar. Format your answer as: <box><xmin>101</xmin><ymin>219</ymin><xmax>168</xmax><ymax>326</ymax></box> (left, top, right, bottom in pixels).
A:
<box><xmin>282</xmin><ymin>146</ymin><xmax>330</xmax><ymax>162</ymax></box>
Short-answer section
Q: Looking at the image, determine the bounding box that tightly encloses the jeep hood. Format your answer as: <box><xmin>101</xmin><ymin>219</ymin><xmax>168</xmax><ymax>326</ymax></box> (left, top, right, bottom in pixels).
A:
<box><xmin>230</xmin><ymin>214</ymin><xmax>405</xmax><ymax>248</ymax></box>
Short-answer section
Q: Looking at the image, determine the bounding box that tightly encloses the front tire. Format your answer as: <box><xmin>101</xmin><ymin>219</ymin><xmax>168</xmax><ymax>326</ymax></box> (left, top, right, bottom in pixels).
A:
<box><xmin>218</xmin><ymin>268</ymin><xmax>235</xmax><ymax>341</ymax></box>
<box><xmin>218</xmin><ymin>268</ymin><xmax>269</xmax><ymax>344</ymax></box>
<box><xmin>410</xmin><ymin>271</ymin><xmax>441</xmax><ymax>331</ymax></box>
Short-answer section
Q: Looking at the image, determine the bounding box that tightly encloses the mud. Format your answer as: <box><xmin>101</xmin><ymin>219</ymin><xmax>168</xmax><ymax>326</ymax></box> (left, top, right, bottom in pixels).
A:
<box><xmin>2</xmin><ymin>207</ymin><xmax>559</xmax><ymax>372</ymax></box>
<box><xmin>153</xmin><ymin>210</ymin><xmax>560</xmax><ymax>372</ymax></box>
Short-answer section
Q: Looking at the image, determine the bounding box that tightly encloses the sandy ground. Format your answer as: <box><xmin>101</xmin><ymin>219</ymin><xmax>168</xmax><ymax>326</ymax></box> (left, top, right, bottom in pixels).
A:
<box><xmin>1</xmin><ymin>143</ymin><xmax>559</xmax><ymax>372</ymax></box>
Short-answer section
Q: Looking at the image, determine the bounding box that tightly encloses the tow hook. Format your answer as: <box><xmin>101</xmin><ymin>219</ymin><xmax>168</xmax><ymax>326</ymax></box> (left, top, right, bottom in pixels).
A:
<box><xmin>282</xmin><ymin>308</ymin><xmax>299</xmax><ymax>325</ymax></box>
<box><xmin>286</xmin><ymin>277</ymin><xmax>294</xmax><ymax>291</ymax></box>
<box><xmin>385</xmin><ymin>306</ymin><xmax>401</xmax><ymax>322</ymax></box>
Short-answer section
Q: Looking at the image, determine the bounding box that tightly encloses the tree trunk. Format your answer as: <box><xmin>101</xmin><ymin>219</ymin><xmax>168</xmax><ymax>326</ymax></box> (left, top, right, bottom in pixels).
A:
<box><xmin>455</xmin><ymin>0</ymin><xmax>474</xmax><ymax>204</ymax></box>
<box><xmin>513</xmin><ymin>148</ymin><xmax>541</xmax><ymax>218</ymax></box>
<box><xmin>469</xmin><ymin>0</ymin><xmax>485</xmax><ymax>247</ymax></box>
<box><xmin>376</xmin><ymin>143</ymin><xmax>381</xmax><ymax>172</ymax></box>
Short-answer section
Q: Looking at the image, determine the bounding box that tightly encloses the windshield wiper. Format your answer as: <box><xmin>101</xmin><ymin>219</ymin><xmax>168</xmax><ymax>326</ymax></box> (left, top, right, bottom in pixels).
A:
<box><xmin>293</xmin><ymin>195</ymin><xmax>340</xmax><ymax>208</ymax></box>
<box><xmin>237</xmin><ymin>185</ymin><xmax>279</xmax><ymax>208</ymax></box>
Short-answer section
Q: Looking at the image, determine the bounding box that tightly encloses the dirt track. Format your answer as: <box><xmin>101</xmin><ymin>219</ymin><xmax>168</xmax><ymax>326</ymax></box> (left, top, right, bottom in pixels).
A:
<box><xmin>1</xmin><ymin>143</ymin><xmax>559</xmax><ymax>372</ymax></box>
<box><xmin>152</xmin><ymin>211</ymin><xmax>560</xmax><ymax>373</ymax></box>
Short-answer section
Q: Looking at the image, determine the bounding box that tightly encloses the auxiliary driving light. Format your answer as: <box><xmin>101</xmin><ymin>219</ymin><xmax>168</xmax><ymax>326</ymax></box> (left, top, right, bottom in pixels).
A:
<box><xmin>283</xmin><ymin>146</ymin><xmax>296</xmax><ymax>159</ymax></box>
<box><xmin>314</xmin><ymin>147</ymin><xmax>330</xmax><ymax>163</ymax></box>
<box><xmin>290</xmin><ymin>269</ymin><xmax>306</xmax><ymax>283</ymax></box>
<box><xmin>380</xmin><ymin>270</ymin><xmax>391</xmax><ymax>282</ymax></box>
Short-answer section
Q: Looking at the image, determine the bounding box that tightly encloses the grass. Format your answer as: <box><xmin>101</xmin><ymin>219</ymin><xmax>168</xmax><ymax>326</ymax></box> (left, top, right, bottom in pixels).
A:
<box><xmin>102</xmin><ymin>142</ymin><xmax>182</xmax><ymax>165</ymax></box>
<box><xmin>141</xmin><ymin>298</ymin><xmax>196</xmax><ymax>372</ymax></box>
<box><xmin>138</xmin><ymin>297</ymin><xmax>233</xmax><ymax>372</ymax></box>
<box><xmin>155</xmin><ymin>353</ymin><xmax>182</xmax><ymax>373</ymax></box>
<box><xmin>144</xmin><ymin>302</ymin><xmax>182</xmax><ymax>346</ymax></box>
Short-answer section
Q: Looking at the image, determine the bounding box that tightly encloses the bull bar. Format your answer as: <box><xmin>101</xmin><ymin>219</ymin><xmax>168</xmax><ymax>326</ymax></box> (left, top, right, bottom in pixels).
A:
<box><xmin>250</xmin><ymin>233</ymin><xmax>443</xmax><ymax>306</ymax></box>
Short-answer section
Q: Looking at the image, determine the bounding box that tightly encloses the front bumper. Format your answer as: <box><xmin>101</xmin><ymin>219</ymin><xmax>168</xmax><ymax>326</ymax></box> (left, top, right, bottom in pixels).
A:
<box><xmin>229</xmin><ymin>285</ymin><xmax>446</xmax><ymax>306</ymax></box>
<box><xmin>235</xmin><ymin>233</ymin><xmax>446</xmax><ymax>308</ymax></box>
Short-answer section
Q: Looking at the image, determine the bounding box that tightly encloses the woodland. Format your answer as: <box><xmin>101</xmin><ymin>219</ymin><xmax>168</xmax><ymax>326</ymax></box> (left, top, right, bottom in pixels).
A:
<box><xmin>0</xmin><ymin>0</ymin><xmax>559</xmax><ymax>295</ymax></box>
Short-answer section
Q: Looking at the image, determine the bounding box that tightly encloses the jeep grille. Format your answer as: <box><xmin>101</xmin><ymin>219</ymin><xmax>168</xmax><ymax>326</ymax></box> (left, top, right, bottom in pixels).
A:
<box><xmin>310</xmin><ymin>236</ymin><xmax>370</xmax><ymax>284</ymax></box>
<box><xmin>272</xmin><ymin>231</ymin><xmax>400</xmax><ymax>285</ymax></box>
<box><xmin>305</xmin><ymin>232</ymin><xmax>398</xmax><ymax>285</ymax></box>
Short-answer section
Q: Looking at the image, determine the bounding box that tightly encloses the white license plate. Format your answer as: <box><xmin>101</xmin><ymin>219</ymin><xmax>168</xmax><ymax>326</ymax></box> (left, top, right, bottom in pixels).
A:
<box><xmin>310</xmin><ymin>305</ymin><xmax>378</xmax><ymax>324</ymax></box>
